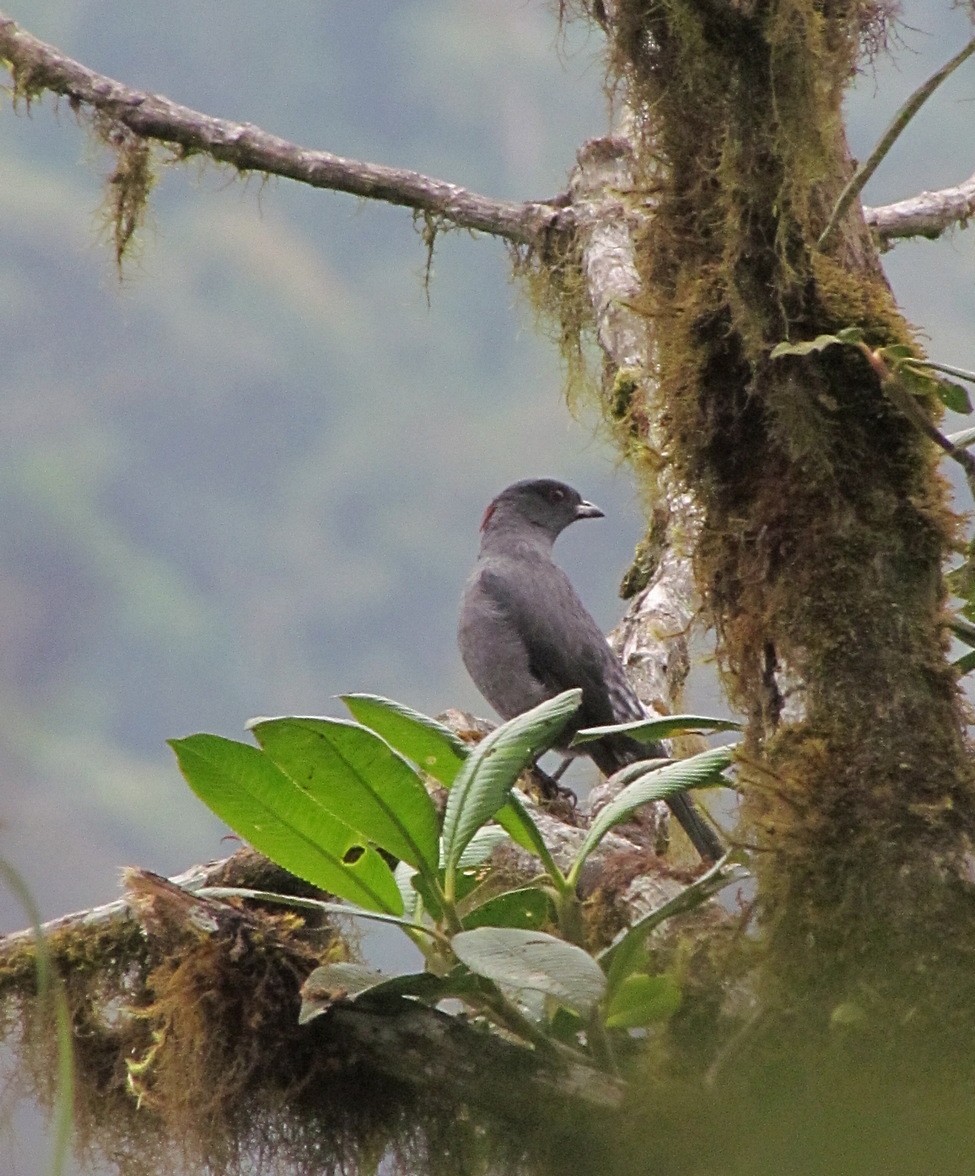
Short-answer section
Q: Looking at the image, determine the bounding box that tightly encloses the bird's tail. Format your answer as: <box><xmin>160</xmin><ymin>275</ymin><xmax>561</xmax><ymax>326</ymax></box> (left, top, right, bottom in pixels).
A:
<box><xmin>589</xmin><ymin>736</ymin><xmax>724</xmax><ymax>862</ymax></box>
<box><xmin>665</xmin><ymin>789</ymin><xmax>724</xmax><ymax>864</ymax></box>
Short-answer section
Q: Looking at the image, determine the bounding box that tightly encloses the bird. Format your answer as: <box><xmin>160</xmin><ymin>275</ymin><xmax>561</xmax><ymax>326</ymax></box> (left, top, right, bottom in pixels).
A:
<box><xmin>458</xmin><ymin>477</ymin><xmax>723</xmax><ymax>863</ymax></box>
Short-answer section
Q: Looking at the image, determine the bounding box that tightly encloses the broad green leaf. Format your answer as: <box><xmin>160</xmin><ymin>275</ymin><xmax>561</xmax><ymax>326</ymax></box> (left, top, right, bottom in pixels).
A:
<box><xmin>604</xmin><ymin>973</ymin><xmax>682</xmax><ymax>1028</ymax></box>
<box><xmin>457</xmin><ymin>825</ymin><xmax>511</xmax><ymax>868</ymax></box>
<box><xmin>249</xmin><ymin>715</ymin><xmax>440</xmax><ymax>877</ymax></box>
<box><xmin>170</xmin><ymin>734</ymin><xmax>402</xmax><ymax>914</ymax></box>
<box><xmin>299</xmin><ymin>962</ymin><xmax>387</xmax><ymax>1022</ymax></box>
<box><xmin>452</xmin><ymin>927</ymin><xmax>606</xmax><ymax>1016</ymax></box>
<box><xmin>770</xmin><ymin>334</ymin><xmax>844</xmax><ymax>359</ymax></box>
<box><xmin>571</xmin><ymin>713</ymin><xmax>740</xmax><ymax>747</ymax></box>
<box><xmin>494</xmin><ymin>792</ymin><xmax>557</xmax><ymax>862</ymax></box>
<box><xmin>346</xmin><ymin>696</ymin><xmax>559</xmax><ymax>876</ymax></box>
<box><xmin>599</xmin><ymin>855</ymin><xmax>748</xmax><ymax>992</ymax></box>
<box><xmin>460</xmin><ymin>887</ymin><xmax>554</xmax><ymax>932</ymax></box>
<box><xmin>569</xmin><ymin>746</ymin><xmax>734</xmax><ymax>883</ymax></box>
<box><xmin>341</xmin><ymin>693</ymin><xmax>468</xmax><ymax>785</ymax></box>
<box><xmin>937</xmin><ymin>379</ymin><xmax>973</xmax><ymax>414</ymax></box>
<box><xmin>300</xmin><ymin>965</ymin><xmax>483</xmax><ymax>1023</ymax></box>
<box><xmin>441</xmin><ymin>690</ymin><xmax>581</xmax><ymax>874</ymax></box>
<box><xmin>896</xmin><ymin>363</ymin><xmax>938</xmax><ymax>397</ymax></box>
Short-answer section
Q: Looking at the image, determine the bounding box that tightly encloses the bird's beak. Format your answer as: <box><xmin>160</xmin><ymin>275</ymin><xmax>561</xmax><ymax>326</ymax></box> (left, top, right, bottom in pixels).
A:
<box><xmin>575</xmin><ymin>499</ymin><xmax>604</xmax><ymax>520</ymax></box>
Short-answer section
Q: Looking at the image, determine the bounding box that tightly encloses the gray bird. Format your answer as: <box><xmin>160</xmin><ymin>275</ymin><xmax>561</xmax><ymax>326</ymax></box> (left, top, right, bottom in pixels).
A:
<box><xmin>458</xmin><ymin>477</ymin><xmax>723</xmax><ymax>862</ymax></box>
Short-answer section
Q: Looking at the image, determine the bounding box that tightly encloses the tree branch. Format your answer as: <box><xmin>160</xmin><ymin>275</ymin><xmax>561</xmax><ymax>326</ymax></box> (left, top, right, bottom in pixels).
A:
<box><xmin>0</xmin><ymin>11</ymin><xmax>561</xmax><ymax>248</ymax></box>
<box><xmin>819</xmin><ymin>34</ymin><xmax>975</xmax><ymax>251</ymax></box>
<box><xmin>2</xmin><ymin>10</ymin><xmax>972</xmax><ymax>249</ymax></box>
<box><xmin>863</xmin><ymin>172</ymin><xmax>975</xmax><ymax>242</ymax></box>
<box><xmin>0</xmin><ymin>847</ymin><xmax>320</xmax><ymax>958</ymax></box>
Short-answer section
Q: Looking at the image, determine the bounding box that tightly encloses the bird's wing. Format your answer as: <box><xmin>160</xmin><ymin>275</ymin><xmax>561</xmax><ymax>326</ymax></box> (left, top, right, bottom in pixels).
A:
<box><xmin>458</xmin><ymin>564</ymin><xmax>554</xmax><ymax>719</ymax></box>
<box><xmin>479</xmin><ymin>556</ymin><xmax>645</xmax><ymax>731</ymax></box>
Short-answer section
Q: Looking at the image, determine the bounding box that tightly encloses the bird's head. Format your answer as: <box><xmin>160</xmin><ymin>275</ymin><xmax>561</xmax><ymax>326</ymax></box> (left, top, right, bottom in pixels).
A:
<box><xmin>480</xmin><ymin>478</ymin><xmax>604</xmax><ymax>543</ymax></box>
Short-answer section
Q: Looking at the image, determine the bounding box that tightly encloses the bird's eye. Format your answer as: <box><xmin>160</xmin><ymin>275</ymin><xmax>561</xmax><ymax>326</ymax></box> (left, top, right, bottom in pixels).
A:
<box><xmin>548</xmin><ymin>487</ymin><xmax>565</xmax><ymax>503</ymax></box>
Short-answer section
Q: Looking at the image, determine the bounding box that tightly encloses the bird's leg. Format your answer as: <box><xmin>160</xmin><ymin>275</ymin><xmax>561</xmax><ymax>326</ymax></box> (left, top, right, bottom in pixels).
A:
<box><xmin>549</xmin><ymin>756</ymin><xmax>573</xmax><ymax>784</ymax></box>
<box><xmin>529</xmin><ymin>760</ymin><xmax>578</xmax><ymax>809</ymax></box>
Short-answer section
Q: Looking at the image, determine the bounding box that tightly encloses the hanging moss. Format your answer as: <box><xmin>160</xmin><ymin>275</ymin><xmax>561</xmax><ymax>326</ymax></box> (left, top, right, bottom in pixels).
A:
<box><xmin>93</xmin><ymin>114</ymin><xmax>157</xmax><ymax>274</ymax></box>
<box><xmin>510</xmin><ymin>230</ymin><xmax>600</xmax><ymax>415</ymax></box>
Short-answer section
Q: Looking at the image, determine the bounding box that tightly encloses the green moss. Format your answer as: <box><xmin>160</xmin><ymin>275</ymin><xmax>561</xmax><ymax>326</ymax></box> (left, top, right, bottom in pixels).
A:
<box><xmin>92</xmin><ymin>115</ymin><xmax>157</xmax><ymax>274</ymax></box>
<box><xmin>510</xmin><ymin>230</ymin><xmax>599</xmax><ymax>413</ymax></box>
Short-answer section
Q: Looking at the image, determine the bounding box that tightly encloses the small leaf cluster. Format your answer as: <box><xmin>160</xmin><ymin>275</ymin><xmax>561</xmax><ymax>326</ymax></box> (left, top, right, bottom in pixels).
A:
<box><xmin>170</xmin><ymin>694</ymin><xmax>741</xmax><ymax>1064</ymax></box>
<box><xmin>770</xmin><ymin>328</ymin><xmax>975</xmax><ymax>414</ymax></box>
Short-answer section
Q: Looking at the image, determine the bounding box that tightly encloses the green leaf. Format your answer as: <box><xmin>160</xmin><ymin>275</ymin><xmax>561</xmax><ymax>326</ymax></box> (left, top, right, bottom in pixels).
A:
<box><xmin>341</xmin><ymin>693</ymin><xmax>468</xmax><ymax>785</ymax></box>
<box><xmin>896</xmin><ymin>363</ymin><xmax>938</xmax><ymax>397</ymax></box>
<box><xmin>457</xmin><ymin>825</ymin><xmax>511</xmax><ymax>868</ymax></box>
<box><xmin>248</xmin><ymin>715</ymin><xmax>440</xmax><ymax>877</ymax></box>
<box><xmin>835</xmin><ymin>327</ymin><xmax>866</xmax><ymax>344</ymax></box>
<box><xmin>493</xmin><ymin>792</ymin><xmax>556</xmax><ymax>860</ymax></box>
<box><xmin>770</xmin><ymin>334</ymin><xmax>844</xmax><ymax>359</ymax></box>
<box><xmin>571</xmin><ymin>713</ymin><xmax>740</xmax><ymax>747</ymax></box>
<box><xmin>345</xmin><ymin>696</ymin><xmax>563</xmax><ymax>882</ymax></box>
<box><xmin>300</xmin><ymin>964</ymin><xmax>484</xmax><ymax>1023</ymax></box>
<box><xmin>568</xmin><ymin>746</ymin><xmax>734</xmax><ymax>884</ymax></box>
<box><xmin>394</xmin><ymin>861</ymin><xmax>421</xmax><ymax>920</ymax></box>
<box><xmin>441</xmin><ymin>690</ymin><xmax>581</xmax><ymax>875</ymax></box>
<box><xmin>460</xmin><ymin>887</ymin><xmax>554</xmax><ymax>931</ymax></box>
<box><xmin>452</xmin><ymin>927</ymin><xmax>607</xmax><ymax>1016</ymax></box>
<box><xmin>877</xmin><ymin>343</ymin><xmax>915</xmax><ymax>361</ymax></box>
<box><xmin>599</xmin><ymin>855</ymin><xmax>748</xmax><ymax>992</ymax></box>
<box><xmin>604</xmin><ymin>973</ymin><xmax>682</xmax><ymax>1028</ymax></box>
<box><xmin>299</xmin><ymin>962</ymin><xmax>387</xmax><ymax>1022</ymax></box>
<box><xmin>937</xmin><ymin>379</ymin><xmax>973</xmax><ymax>414</ymax></box>
<box><xmin>170</xmin><ymin>734</ymin><xmax>403</xmax><ymax>914</ymax></box>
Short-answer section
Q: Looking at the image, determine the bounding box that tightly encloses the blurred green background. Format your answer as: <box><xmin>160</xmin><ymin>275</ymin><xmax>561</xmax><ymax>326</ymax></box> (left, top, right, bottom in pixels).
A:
<box><xmin>0</xmin><ymin>0</ymin><xmax>972</xmax><ymax>933</ymax></box>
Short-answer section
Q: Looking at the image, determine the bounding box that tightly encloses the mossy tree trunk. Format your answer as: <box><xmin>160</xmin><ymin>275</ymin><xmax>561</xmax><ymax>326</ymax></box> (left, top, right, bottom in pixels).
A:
<box><xmin>589</xmin><ymin>0</ymin><xmax>975</xmax><ymax>1058</ymax></box>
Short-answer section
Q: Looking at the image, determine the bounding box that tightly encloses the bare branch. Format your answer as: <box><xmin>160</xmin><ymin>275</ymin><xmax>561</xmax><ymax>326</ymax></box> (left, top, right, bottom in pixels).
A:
<box><xmin>864</xmin><ymin>173</ymin><xmax>975</xmax><ymax>242</ymax></box>
<box><xmin>5</xmin><ymin>10</ymin><xmax>971</xmax><ymax>252</ymax></box>
<box><xmin>819</xmin><ymin>34</ymin><xmax>975</xmax><ymax>250</ymax></box>
<box><xmin>0</xmin><ymin>11</ymin><xmax>562</xmax><ymax>247</ymax></box>
<box><xmin>0</xmin><ymin>847</ymin><xmax>317</xmax><ymax>957</ymax></box>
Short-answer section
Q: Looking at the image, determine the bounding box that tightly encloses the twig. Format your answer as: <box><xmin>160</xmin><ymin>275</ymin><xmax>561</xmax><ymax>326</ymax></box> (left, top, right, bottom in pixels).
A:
<box><xmin>906</xmin><ymin>358</ymin><xmax>975</xmax><ymax>385</ymax></box>
<box><xmin>0</xmin><ymin>11</ymin><xmax>562</xmax><ymax>248</ymax></box>
<box><xmin>863</xmin><ymin>172</ymin><xmax>975</xmax><ymax>243</ymax></box>
<box><xmin>819</xmin><ymin>35</ymin><xmax>975</xmax><ymax>251</ymax></box>
<box><xmin>860</xmin><ymin>345</ymin><xmax>975</xmax><ymax>500</ymax></box>
<box><xmin>0</xmin><ymin>849</ymin><xmax>313</xmax><ymax>955</ymax></box>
